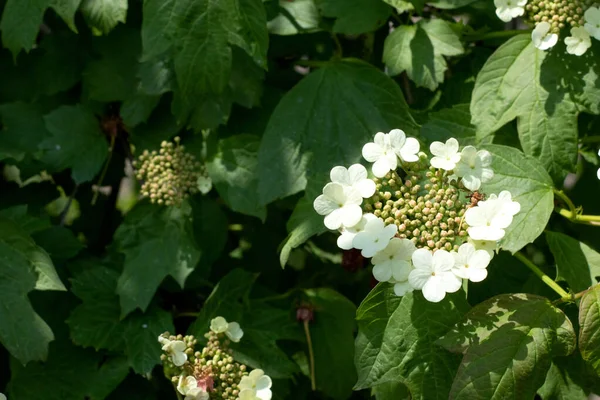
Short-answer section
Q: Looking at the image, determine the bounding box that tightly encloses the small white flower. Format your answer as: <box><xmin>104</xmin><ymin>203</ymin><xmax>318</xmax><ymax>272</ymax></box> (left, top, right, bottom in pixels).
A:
<box><xmin>393</xmin><ymin>281</ymin><xmax>414</xmax><ymax>296</ymax></box>
<box><xmin>430</xmin><ymin>138</ymin><xmax>461</xmax><ymax>171</ymax></box>
<box><xmin>352</xmin><ymin>218</ymin><xmax>398</xmax><ymax>257</ymax></box>
<box><xmin>330</xmin><ymin>164</ymin><xmax>376</xmax><ymax>198</ymax></box>
<box><xmin>465</xmin><ymin>192</ymin><xmax>520</xmax><ymax>241</ymax></box>
<box><xmin>454</xmin><ymin>146</ymin><xmax>494</xmax><ymax>191</ymax></box>
<box><xmin>532</xmin><ymin>22</ymin><xmax>558</xmax><ymax>50</ymax></box>
<box><xmin>197</xmin><ymin>175</ymin><xmax>212</xmax><ymax>194</ymax></box>
<box><xmin>597</xmin><ymin>149</ymin><xmax>600</xmax><ymax>180</ymax></box>
<box><xmin>362</xmin><ymin>129</ymin><xmax>420</xmax><ymax>177</ymax></box>
<box><xmin>409</xmin><ymin>249</ymin><xmax>462</xmax><ymax>303</ymax></box>
<box><xmin>158</xmin><ymin>336</ymin><xmax>188</xmax><ymax>366</ymax></box>
<box><xmin>178</xmin><ymin>376</ymin><xmax>209</xmax><ymax>400</ymax></box>
<box><xmin>452</xmin><ymin>243</ymin><xmax>491</xmax><ymax>282</ymax></box>
<box><xmin>239</xmin><ymin>369</ymin><xmax>273</xmax><ymax>400</ymax></box>
<box><xmin>371</xmin><ymin>238</ymin><xmax>415</xmax><ymax>283</ymax></box>
<box><xmin>468</xmin><ymin>237</ymin><xmax>497</xmax><ymax>258</ymax></box>
<box><xmin>584</xmin><ymin>7</ymin><xmax>600</xmax><ymax>40</ymax></box>
<box><xmin>494</xmin><ymin>0</ymin><xmax>527</xmax><ymax>22</ymax></box>
<box><xmin>0</xmin><ymin>393</ymin><xmax>6</xmax><ymax>400</ymax></box>
<box><xmin>313</xmin><ymin>182</ymin><xmax>363</xmax><ymax>230</ymax></box>
<box><xmin>337</xmin><ymin>213</ymin><xmax>377</xmax><ymax>250</ymax></box>
<box><xmin>565</xmin><ymin>27</ymin><xmax>592</xmax><ymax>56</ymax></box>
<box><xmin>210</xmin><ymin>317</ymin><xmax>244</xmax><ymax>342</ymax></box>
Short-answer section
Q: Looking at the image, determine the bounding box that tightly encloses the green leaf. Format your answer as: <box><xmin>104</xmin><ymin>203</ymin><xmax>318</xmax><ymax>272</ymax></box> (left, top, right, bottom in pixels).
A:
<box><xmin>129</xmin><ymin>101</ymin><xmax>181</xmax><ymax>151</ymax></box>
<box><xmin>480</xmin><ymin>144</ymin><xmax>554</xmax><ymax>254</ymax></box>
<box><xmin>0</xmin><ymin>221</ymin><xmax>55</xmax><ymax>364</ymax></box>
<box><xmin>80</xmin><ymin>0</ymin><xmax>127</xmax><ymax>36</ymax></box>
<box><xmin>0</xmin><ymin>217</ymin><xmax>65</xmax><ymax>291</ymax></box>
<box><xmin>267</xmin><ymin>0</ymin><xmax>320</xmax><ymax>35</ymax></box>
<box><xmin>579</xmin><ymin>285</ymin><xmax>600</xmax><ymax>376</ymax></box>
<box><xmin>258</xmin><ymin>60</ymin><xmax>418</xmax><ymax>206</ymax></box>
<box><xmin>373</xmin><ymin>381</ymin><xmax>411</xmax><ymax>400</ymax></box>
<box><xmin>354</xmin><ymin>284</ymin><xmax>470</xmax><ymax>399</ymax></box>
<box><xmin>546</xmin><ymin>231</ymin><xmax>600</xmax><ymax>293</ymax></box>
<box><xmin>32</xmin><ymin>226</ymin><xmax>83</xmax><ymax>261</ymax></box>
<box><xmin>316</xmin><ymin>0</ymin><xmax>391</xmax><ymax>34</ymax></box>
<box><xmin>189</xmin><ymin>197</ymin><xmax>229</xmax><ymax>268</ymax></box>
<box><xmin>83</xmin><ymin>28</ymin><xmax>141</xmax><ymax>102</ymax></box>
<box><xmin>120</xmin><ymin>94</ymin><xmax>161</xmax><ymax>127</ymax></box>
<box><xmin>0</xmin><ymin>102</ymin><xmax>49</xmax><ymax>162</ymax></box>
<box><xmin>115</xmin><ymin>203</ymin><xmax>201</xmax><ymax>316</ymax></box>
<box><xmin>383</xmin><ymin>19</ymin><xmax>464</xmax><ymax>90</ymax></box>
<box><xmin>88</xmin><ymin>357</ymin><xmax>130</xmax><ymax>400</ymax></box>
<box><xmin>471</xmin><ymin>35</ymin><xmax>600</xmax><ymax>182</ymax></box>
<box><xmin>188</xmin><ymin>269</ymin><xmax>303</xmax><ymax>378</ymax></box>
<box><xmin>538</xmin><ymin>356</ymin><xmax>591</xmax><ymax>400</ymax></box>
<box><xmin>438</xmin><ymin>294</ymin><xmax>576</xmax><ymax>400</ymax></box>
<box><xmin>232</xmin><ymin>0</ymin><xmax>269</xmax><ymax>68</ymax></box>
<box><xmin>0</xmin><ymin>0</ymin><xmax>50</xmax><ymax>58</ymax></box>
<box><xmin>40</xmin><ymin>105</ymin><xmax>109</xmax><ymax>184</ymax></box>
<box><xmin>427</xmin><ymin>0</ymin><xmax>477</xmax><ymax>8</ymax></box>
<box><xmin>421</xmin><ymin>104</ymin><xmax>488</xmax><ymax>146</ymax></box>
<box><xmin>207</xmin><ymin>134</ymin><xmax>266</xmax><ymax>221</ymax></box>
<box><xmin>305</xmin><ymin>288</ymin><xmax>357</xmax><ymax>399</ymax></box>
<box><xmin>49</xmin><ymin>0</ymin><xmax>82</xmax><ymax>32</ymax></box>
<box><xmin>67</xmin><ymin>264</ymin><xmax>175</xmax><ymax>374</ymax></box>
<box><xmin>280</xmin><ymin>196</ymin><xmax>326</xmax><ymax>267</ymax></box>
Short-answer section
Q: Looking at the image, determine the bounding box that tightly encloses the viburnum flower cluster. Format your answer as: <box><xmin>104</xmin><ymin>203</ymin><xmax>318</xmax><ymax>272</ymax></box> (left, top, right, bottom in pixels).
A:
<box><xmin>313</xmin><ymin>130</ymin><xmax>521</xmax><ymax>303</ymax></box>
<box><xmin>494</xmin><ymin>0</ymin><xmax>600</xmax><ymax>56</ymax></box>
<box><xmin>158</xmin><ymin>317</ymin><xmax>272</xmax><ymax>400</ymax></box>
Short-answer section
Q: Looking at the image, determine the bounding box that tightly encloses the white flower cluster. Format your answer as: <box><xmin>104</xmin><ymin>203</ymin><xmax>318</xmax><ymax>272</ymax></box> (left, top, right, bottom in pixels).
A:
<box><xmin>494</xmin><ymin>0</ymin><xmax>600</xmax><ymax>56</ymax></box>
<box><xmin>313</xmin><ymin>131</ymin><xmax>521</xmax><ymax>303</ymax></box>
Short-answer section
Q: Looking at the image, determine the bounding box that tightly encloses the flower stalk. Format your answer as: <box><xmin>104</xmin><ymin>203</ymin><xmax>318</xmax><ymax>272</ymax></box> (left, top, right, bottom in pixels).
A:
<box><xmin>514</xmin><ymin>252</ymin><xmax>569</xmax><ymax>298</ymax></box>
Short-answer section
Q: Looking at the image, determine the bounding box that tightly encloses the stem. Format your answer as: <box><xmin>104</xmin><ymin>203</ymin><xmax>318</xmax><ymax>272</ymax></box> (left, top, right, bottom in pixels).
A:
<box><xmin>464</xmin><ymin>29</ymin><xmax>527</xmax><ymax>42</ymax></box>
<box><xmin>92</xmin><ymin>134</ymin><xmax>116</xmax><ymax>205</ymax></box>
<box><xmin>556</xmin><ymin>208</ymin><xmax>600</xmax><ymax>225</ymax></box>
<box><xmin>553</xmin><ymin>285</ymin><xmax>597</xmax><ymax>305</ymax></box>
<box><xmin>514</xmin><ymin>252</ymin><xmax>569</xmax><ymax>298</ymax></box>
<box><xmin>332</xmin><ymin>34</ymin><xmax>343</xmax><ymax>58</ymax></box>
<box><xmin>553</xmin><ymin>188</ymin><xmax>577</xmax><ymax>215</ymax></box>
<box><xmin>580</xmin><ymin>136</ymin><xmax>600</xmax><ymax>144</ymax></box>
<box><xmin>294</xmin><ymin>59</ymin><xmax>328</xmax><ymax>68</ymax></box>
<box><xmin>59</xmin><ymin>185</ymin><xmax>79</xmax><ymax>226</ymax></box>
<box><xmin>303</xmin><ymin>320</ymin><xmax>316</xmax><ymax>391</ymax></box>
<box><xmin>175</xmin><ymin>311</ymin><xmax>200</xmax><ymax>318</ymax></box>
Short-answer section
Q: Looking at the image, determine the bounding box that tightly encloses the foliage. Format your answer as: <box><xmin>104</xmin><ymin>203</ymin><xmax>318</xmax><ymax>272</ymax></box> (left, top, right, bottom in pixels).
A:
<box><xmin>0</xmin><ymin>0</ymin><xmax>599</xmax><ymax>399</ymax></box>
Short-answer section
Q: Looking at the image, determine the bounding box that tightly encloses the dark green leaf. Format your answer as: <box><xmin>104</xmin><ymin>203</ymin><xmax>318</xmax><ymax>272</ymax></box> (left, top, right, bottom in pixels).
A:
<box><xmin>372</xmin><ymin>381</ymin><xmax>411</xmax><ymax>400</ymax></box>
<box><xmin>267</xmin><ymin>0</ymin><xmax>320</xmax><ymax>35</ymax></box>
<box><xmin>305</xmin><ymin>288</ymin><xmax>357</xmax><ymax>399</ymax></box>
<box><xmin>546</xmin><ymin>231</ymin><xmax>600</xmax><ymax>293</ymax></box>
<box><xmin>88</xmin><ymin>357</ymin><xmax>130</xmax><ymax>400</ymax></box>
<box><xmin>354</xmin><ymin>284</ymin><xmax>469</xmax><ymax>399</ymax></box>
<box><xmin>49</xmin><ymin>0</ymin><xmax>82</xmax><ymax>32</ymax></box>
<box><xmin>32</xmin><ymin>226</ymin><xmax>83</xmax><ymax>261</ymax></box>
<box><xmin>207</xmin><ymin>134</ymin><xmax>266</xmax><ymax>220</ymax></box>
<box><xmin>383</xmin><ymin>19</ymin><xmax>464</xmax><ymax>90</ymax></box>
<box><xmin>280</xmin><ymin>196</ymin><xmax>326</xmax><ymax>267</ymax></box>
<box><xmin>438</xmin><ymin>294</ymin><xmax>576</xmax><ymax>400</ymax></box>
<box><xmin>538</xmin><ymin>355</ymin><xmax>592</xmax><ymax>400</ymax></box>
<box><xmin>115</xmin><ymin>203</ymin><xmax>201</xmax><ymax>316</ymax></box>
<box><xmin>481</xmin><ymin>145</ymin><xmax>554</xmax><ymax>254</ymax></box>
<box><xmin>190</xmin><ymin>197</ymin><xmax>229</xmax><ymax>269</ymax></box>
<box><xmin>579</xmin><ymin>285</ymin><xmax>600</xmax><ymax>376</ymax></box>
<box><xmin>0</xmin><ymin>102</ymin><xmax>49</xmax><ymax>162</ymax></box>
<box><xmin>0</xmin><ymin>0</ymin><xmax>50</xmax><ymax>57</ymax></box>
<box><xmin>40</xmin><ymin>105</ymin><xmax>109</xmax><ymax>184</ymax></box>
<box><xmin>258</xmin><ymin>60</ymin><xmax>418</xmax><ymax>206</ymax></box>
<box><xmin>80</xmin><ymin>0</ymin><xmax>127</xmax><ymax>36</ymax></box>
<box><xmin>120</xmin><ymin>94</ymin><xmax>161</xmax><ymax>127</ymax></box>
<box><xmin>316</xmin><ymin>0</ymin><xmax>391</xmax><ymax>34</ymax></box>
<box><xmin>421</xmin><ymin>104</ymin><xmax>488</xmax><ymax>146</ymax></box>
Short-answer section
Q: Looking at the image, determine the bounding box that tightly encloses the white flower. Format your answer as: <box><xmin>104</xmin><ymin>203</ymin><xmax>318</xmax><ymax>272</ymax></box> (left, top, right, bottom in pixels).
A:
<box><xmin>430</xmin><ymin>138</ymin><xmax>461</xmax><ymax>171</ymax></box>
<box><xmin>197</xmin><ymin>175</ymin><xmax>212</xmax><ymax>194</ymax></box>
<box><xmin>337</xmin><ymin>213</ymin><xmax>377</xmax><ymax>250</ymax></box>
<box><xmin>239</xmin><ymin>369</ymin><xmax>273</xmax><ymax>400</ymax></box>
<box><xmin>313</xmin><ymin>182</ymin><xmax>363</xmax><ymax>230</ymax></box>
<box><xmin>0</xmin><ymin>394</ymin><xmax>5</xmax><ymax>400</ymax></box>
<box><xmin>330</xmin><ymin>164</ymin><xmax>376</xmax><ymax>198</ymax></box>
<box><xmin>362</xmin><ymin>129</ymin><xmax>420</xmax><ymax>177</ymax></box>
<box><xmin>454</xmin><ymin>146</ymin><xmax>494</xmax><ymax>191</ymax></box>
<box><xmin>584</xmin><ymin>7</ymin><xmax>600</xmax><ymax>40</ymax></box>
<box><xmin>452</xmin><ymin>243</ymin><xmax>491</xmax><ymax>282</ymax></box>
<box><xmin>210</xmin><ymin>316</ymin><xmax>244</xmax><ymax>342</ymax></box>
<box><xmin>468</xmin><ymin>237</ymin><xmax>497</xmax><ymax>258</ymax></box>
<box><xmin>597</xmin><ymin>149</ymin><xmax>600</xmax><ymax>180</ymax></box>
<box><xmin>393</xmin><ymin>281</ymin><xmax>414</xmax><ymax>296</ymax></box>
<box><xmin>158</xmin><ymin>336</ymin><xmax>187</xmax><ymax>366</ymax></box>
<box><xmin>465</xmin><ymin>191</ymin><xmax>520</xmax><ymax>241</ymax></box>
<box><xmin>409</xmin><ymin>249</ymin><xmax>462</xmax><ymax>303</ymax></box>
<box><xmin>494</xmin><ymin>0</ymin><xmax>527</xmax><ymax>22</ymax></box>
<box><xmin>352</xmin><ymin>218</ymin><xmax>398</xmax><ymax>257</ymax></box>
<box><xmin>532</xmin><ymin>22</ymin><xmax>558</xmax><ymax>50</ymax></box>
<box><xmin>178</xmin><ymin>376</ymin><xmax>209</xmax><ymax>400</ymax></box>
<box><xmin>371</xmin><ymin>238</ymin><xmax>415</xmax><ymax>283</ymax></box>
<box><xmin>565</xmin><ymin>27</ymin><xmax>592</xmax><ymax>56</ymax></box>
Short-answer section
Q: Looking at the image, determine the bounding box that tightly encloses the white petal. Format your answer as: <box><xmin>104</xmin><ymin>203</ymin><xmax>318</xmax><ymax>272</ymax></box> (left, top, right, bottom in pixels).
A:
<box><xmin>210</xmin><ymin>316</ymin><xmax>229</xmax><ymax>333</ymax></box>
<box><xmin>429</xmin><ymin>141</ymin><xmax>446</xmax><ymax>157</ymax></box>
<box><xmin>432</xmin><ymin>250</ymin><xmax>454</xmax><ymax>272</ymax></box>
<box><xmin>478</xmin><ymin>150</ymin><xmax>492</xmax><ymax>167</ymax></box>
<box><xmin>347</xmin><ymin>164</ymin><xmax>367</xmax><ymax>182</ymax></box>
<box><xmin>399</xmin><ymin>137</ymin><xmax>420</xmax><ymax>162</ymax></box>
<box><xmin>352</xmin><ymin>231</ymin><xmax>373</xmax><ymax>251</ymax></box>
<box><xmin>446</xmin><ymin>138</ymin><xmax>459</xmax><ymax>154</ymax></box>
<box><xmin>324</xmin><ymin>209</ymin><xmax>344</xmax><ymax>230</ymax></box>
<box><xmin>453</xmin><ymin>266</ymin><xmax>470</xmax><ymax>280</ymax></box>
<box><xmin>256</xmin><ymin>375</ymin><xmax>272</xmax><ymax>390</ymax></box>
<box><xmin>470</xmin><ymin>250</ymin><xmax>491</xmax><ymax>269</ymax></box>
<box><xmin>337</xmin><ymin>231</ymin><xmax>356</xmax><ymax>250</ymax></box>
<box><xmin>468</xmin><ymin>226</ymin><xmax>505</xmax><ymax>241</ymax></box>
<box><xmin>393</xmin><ymin>281</ymin><xmax>413</xmax><ymax>296</ymax></box>
<box><xmin>373</xmin><ymin>263</ymin><xmax>393</xmax><ymax>282</ymax></box>
<box><xmin>362</xmin><ymin>143</ymin><xmax>383</xmax><ymax>163</ymax></box>
<box><xmin>461</xmin><ymin>174</ymin><xmax>481</xmax><ymax>191</ymax></box>
<box><xmin>172</xmin><ymin>350</ymin><xmax>188</xmax><ymax>366</ymax></box>
<box><xmin>330</xmin><ymin>166</ymin><xmax>349</xmax><ymax>185</ymax></box>
<box><xmin>340</xmin><ymin>204</ymin><xmax>363</xmax><ymax>228</ymax></box>
<box><xmin>322</xmin><ymin>182</ymin><xmax>346</xmax><ymax>203</ymax></box>
<box><xmin>226</xmin><ymin>322</ymin><xmax>244</xmax><ymax>342</ymax></box>
<box><xmin>313</xmin><ymin>195</ymin><xmax>338</xmax><ymax>216</ymax></box>
<box><xmin>411</xmin><ymin>248</ymin><xmax>433</xmax><ymax>270</ymax></box>
<box><xmin>388</xmin><ymin>129</ymin><xmax>407</xmax><ymax>149</ymax></box>
<box><xmin>373</xmin><ymin>132</ymin><xmax>386</xmax><ymax>146</ymax></box>
<box><xmin>372</xmin><ymin>157</ymin><xmax>392</xmax><ymax>178</ymax></box>
<box><xmin>468</xmin><ymin>268</ymin><xmax>488</xmax><ymax>283</ymax></box>
<box><xmin>440</xmin><ymin>272</ymin><xmax>462</xmax><ymax>293</ymax></box>
<box><xmin>408</xmin><ymin>268</ymin><xmax>431</xmax><ymax>290</ymax></box>
<box><xmin>355</xmin><ymin>179</ymin><xmax>376</xmax><ymax>198</ymax></box>
<box><xmin>464</xmin><ymin>206</ymin><xmax>487</xmax><ymax>227</ymax></box>
<box><xmin>391</xmin><ymin>260</ymin><xmax>412</xmax><ymax>281</ymax></box>
<box><xmin>422</xmin><ymin>276</ymin><xmax>446</xmax><ymax>302</ymax></box>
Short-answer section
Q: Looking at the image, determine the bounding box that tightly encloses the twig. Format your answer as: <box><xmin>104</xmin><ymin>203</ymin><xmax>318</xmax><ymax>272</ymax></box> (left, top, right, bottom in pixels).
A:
<box><xmin>514</xmin><ymin>252</ymin><xmax>569</xmax><ymax>298</ymax></box>
<box><xmin>59</xmin><ymin>185</ymin><xmax>79</xmax><ymax>226</ymax></box>
<box><xmin>303</xmin><ymin>320</ymin><xmax>316</xmax><ymax>391</ymax></box>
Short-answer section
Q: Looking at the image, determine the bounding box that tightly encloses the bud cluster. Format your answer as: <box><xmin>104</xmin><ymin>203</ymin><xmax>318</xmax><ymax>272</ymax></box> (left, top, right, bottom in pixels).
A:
<box><xmin>364</xmin><ymin>168</ymin><xmax>468</xmax><ymax>252</ymax></box>
<box><xmin>133</xmin><ymin>138</ymin><xmax>206</xmax><ymax>206</ymax></box>
<box><xmin>525</xmin><ymin>0</ymin><xmax>593</xmax><ymax>32</ymax></box>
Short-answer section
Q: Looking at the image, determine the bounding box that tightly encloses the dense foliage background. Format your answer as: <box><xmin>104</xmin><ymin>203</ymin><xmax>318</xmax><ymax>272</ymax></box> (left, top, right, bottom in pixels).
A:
<box><xmin>1</xmin><ymin>0</ymin><xmax>600</xmax><ymax>399</ymax></box>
